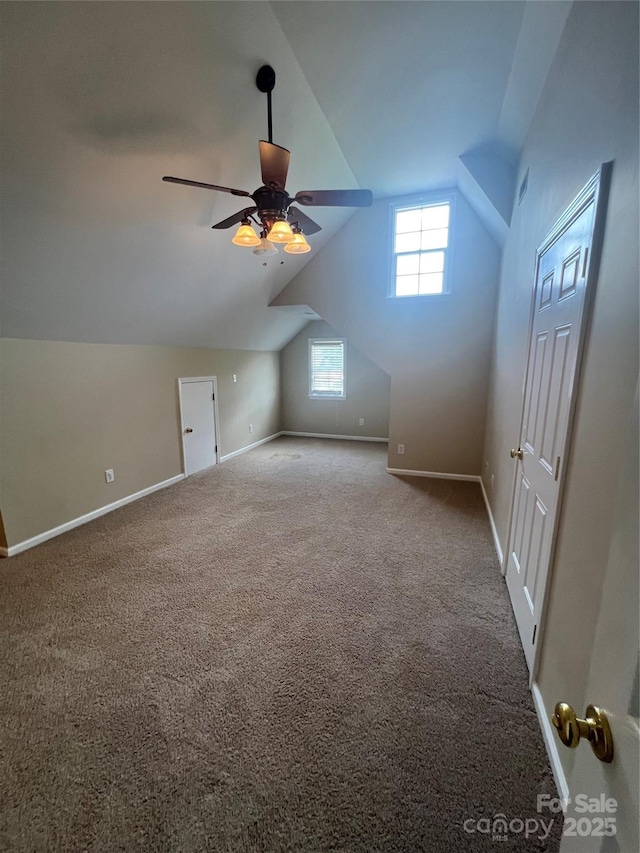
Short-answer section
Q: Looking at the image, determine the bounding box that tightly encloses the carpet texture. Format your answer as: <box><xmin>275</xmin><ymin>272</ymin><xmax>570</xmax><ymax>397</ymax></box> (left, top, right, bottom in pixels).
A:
<box><xmin>0</xmin><ymin>438</ymin><xmax>562</xmax><ymax>852</ymax></box>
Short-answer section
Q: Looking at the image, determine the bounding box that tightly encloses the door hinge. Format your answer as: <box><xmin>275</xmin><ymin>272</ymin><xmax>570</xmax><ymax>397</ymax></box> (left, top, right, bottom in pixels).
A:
<box><xmin>215</xmin><ymin>445</ymin><xmax>217</xmax><ymax>453</ymax></box>
<box><xmin>582</xmin><ymin>247</ymin><xmax>589</xmax><ymax>278</ymax></box>
<box><xmin>554</xmin><ymin>456</ymin><xmax>561</xmax><ymax>481</ymax></box>
<box><xmin>212</xmin><ymin>393</ymin><xmax>215</xmax><ymax>401</ymax></box>
<box><xmin>532</xmin><ymin>624</ymin><xmax>537</xmax><ymax>644</ymax></box>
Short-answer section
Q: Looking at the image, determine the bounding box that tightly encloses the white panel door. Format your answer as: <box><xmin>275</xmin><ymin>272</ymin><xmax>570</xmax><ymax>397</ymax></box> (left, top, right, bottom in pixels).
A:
<box><xmin>180</xmin><ymin>379</ymin><xmax>217</xmax><ymax>476</ymax></box>
<box><xmin>558</xmin><ymin>383</ymin><xmax>639</xmax><ymax>853</ymax></box>
<box><xmin>505</xmin><ymin>168</ymin><xmax>609</xmax><ymax>671</ymax></box>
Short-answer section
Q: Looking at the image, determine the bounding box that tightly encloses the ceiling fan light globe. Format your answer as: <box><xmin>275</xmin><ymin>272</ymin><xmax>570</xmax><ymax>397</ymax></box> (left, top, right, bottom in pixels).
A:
<box><xmin>268</xmin><ymin>220</ymin><xmax>295</xmax><ymax>243</ymax></box>
<box><xmin>284</xmin><ymin>232</ymin><xmax>311</xmax><ymax>254</ymax></box>
<box><xmin>232</xmin><ymin>223</ymin><xmax>261</xmax><ymax>247</ymax></box>
<box><xmin>253</xmin><ymin>237</ymin><xmax>278</xmax><ymax>256</ymax></box>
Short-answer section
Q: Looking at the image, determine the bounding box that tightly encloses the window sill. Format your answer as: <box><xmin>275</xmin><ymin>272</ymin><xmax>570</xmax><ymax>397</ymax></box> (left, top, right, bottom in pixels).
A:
<box><xmin>308</xmin><ymin>395</ymin><xmax>346</xmax><ymax>401</ymax></box>
<box><xmin>386</xmin><ymin>292</ymin><xmax>452</xmax><ymax>301</ymax></box>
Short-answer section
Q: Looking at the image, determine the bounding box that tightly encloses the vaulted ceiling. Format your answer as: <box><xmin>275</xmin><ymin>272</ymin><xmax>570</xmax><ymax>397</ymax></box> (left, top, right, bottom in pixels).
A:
<box><xmin>0</xmin><ymin>1</ymin><xmax>571</xmax><ymax>351</ymax></box>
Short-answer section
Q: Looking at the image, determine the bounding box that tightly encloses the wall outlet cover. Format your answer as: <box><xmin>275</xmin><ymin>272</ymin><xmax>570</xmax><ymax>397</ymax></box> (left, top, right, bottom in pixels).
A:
<box><xmin>105</xmin><ymin>469</ymin><xmax>115</xmax><ymax>483</ymax></box>
<box><xmin>398</xmin><ymin>444</ymin><xmax>405</xmax><ymax>455</ymax></box>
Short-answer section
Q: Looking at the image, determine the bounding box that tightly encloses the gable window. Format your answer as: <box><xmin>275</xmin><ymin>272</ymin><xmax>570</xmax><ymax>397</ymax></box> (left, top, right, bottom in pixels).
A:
<box><xmin>309</xmin><ymin>338</ymin><xmax>346</xmax><ymax>399</ymax></box>
<box><xmin>390</xmin><ymin>195</ymin><xmax>453</xmax><ymax>297</ymax></box>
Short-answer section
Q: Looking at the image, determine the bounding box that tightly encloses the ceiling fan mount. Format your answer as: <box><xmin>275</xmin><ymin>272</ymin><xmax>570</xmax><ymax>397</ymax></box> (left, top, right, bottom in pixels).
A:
<box><xmin>255</xmin><ymin>64</ymin><xmax>276</xmax><ymax>95</ymax></box>
<box><xmin>162</xmin><ymin>64</ymin><xmax>373</xmax><ymax>253</ymax></box>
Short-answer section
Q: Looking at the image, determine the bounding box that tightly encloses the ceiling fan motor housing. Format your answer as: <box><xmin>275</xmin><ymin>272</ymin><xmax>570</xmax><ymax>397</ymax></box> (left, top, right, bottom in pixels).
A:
<box><xmin>252</xmin><ymin>186</ymin><xmax>290</xmax><ymax>227</ymax></box>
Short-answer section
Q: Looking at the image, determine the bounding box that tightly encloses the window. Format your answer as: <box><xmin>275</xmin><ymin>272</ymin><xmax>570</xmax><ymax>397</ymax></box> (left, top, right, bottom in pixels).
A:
<box><xmin>390</xmin><ymin>195</ymin><xmax>453</xmax><ymax>297</ymax></box>
<box><xmin>309</xmin><ymin>338</ymin><xmax>346</xmax><ymax>399</ymax></box>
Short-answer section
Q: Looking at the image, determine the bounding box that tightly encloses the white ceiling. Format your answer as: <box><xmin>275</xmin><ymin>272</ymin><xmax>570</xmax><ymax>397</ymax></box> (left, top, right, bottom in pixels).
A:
<box><xmin>272</xmin><ymin>0</ymin><xmax>527</xmax><ymax>196</ymax></box>
<box><xmin>0</xmin><ymin>1</ymin><xmax>571</xmax><ymax>351</ymax></box>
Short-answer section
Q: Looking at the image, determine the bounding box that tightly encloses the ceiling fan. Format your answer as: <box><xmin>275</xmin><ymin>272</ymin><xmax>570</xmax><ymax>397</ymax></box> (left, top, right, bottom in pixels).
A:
<box><xmin>163</xmin><ymin>65</ymin><xmax>373</xmax><ymax>256</ymax></box>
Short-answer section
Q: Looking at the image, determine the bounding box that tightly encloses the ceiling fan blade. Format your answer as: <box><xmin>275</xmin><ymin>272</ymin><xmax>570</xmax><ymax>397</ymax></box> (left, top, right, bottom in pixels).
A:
<box><xmin>294</xmin><ymin>189</ymin><xmax>373</xmax><ymax>208</ymax></box>
<box><xmin>211</xmin><ymin>207</ymin><xmax>257</xmax><ymax>230</ymax></box>
<box><xmin>287</xmin><ymin>206</ymin><xmax>322</xmax><ymax>235</ymax></box>
<box><xmin>259</xmin><ymin>141</ymin><xmax>290</xmax><ymax>190</ymax></box>
<box><xmin>163</xmin><ymin>176</ymin><xmax>251</xmax><ymax>197</ymax></box>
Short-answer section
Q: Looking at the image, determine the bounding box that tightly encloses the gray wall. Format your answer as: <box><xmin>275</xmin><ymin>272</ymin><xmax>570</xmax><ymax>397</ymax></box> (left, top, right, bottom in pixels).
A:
<box><xmin>481</xmin><ymin>0</ymin><xmax>638</xmax><ymax>784</ymax></box>
<box><xmin>273</xmin><ymin>193</ymin><xmax>500</xmax><ymax>475</ymax></box>
<box><xmin>281</xmin><ymin>320</ymin><xmax>390</xmax><ymax>438</ymax></box>
<box><xmin>0</xmin><ymin>340</ymin><xmax>281</xmax><ymax>546</ymax></box>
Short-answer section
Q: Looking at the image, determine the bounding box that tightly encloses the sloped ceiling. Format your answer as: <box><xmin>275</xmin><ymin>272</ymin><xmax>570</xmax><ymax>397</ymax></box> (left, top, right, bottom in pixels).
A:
<box><xmin>0</xmin><ymin>1</ymin><xmax>570</xmax><ymax>351</ymax></box>
<box><xmin>0</xmin><ymin>2</ymin><xmax>356</xmax><ymax>349</ymax></box>
<box><xmin>272</xmin><ymin>0</ymin><xmax>526</xmax><ymax>196</ymax></box>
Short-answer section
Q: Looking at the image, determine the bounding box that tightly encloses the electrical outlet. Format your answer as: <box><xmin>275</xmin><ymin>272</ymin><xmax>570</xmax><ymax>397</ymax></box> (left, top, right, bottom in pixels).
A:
<box><xmin>484</xmin><ymin>459</ymin><xmax>489</xmax><ymax>472</ymax></box>
<box><xmin>359</xmin><ymin>418</ymin><xmax>365</xmax><ymax>426</ymax></box>
<box><xmin>491</xmin><ymin>474</ymin><xmax>495</xmax><ymax>489</ymax></box>
<box><xmin>233</xmin><ymin>374</ymin><xmax>237</xmax><ymax>383</ymax></box>
<box><xmin>249</xmin><ymin>424</ymin><xmax>253</xmax><ymax>434</ymax></box>
<box><xmin>397</xmin><ymin>444</ymin><xmax>405</xmax><ymax>455</ymax></box>
<box><xmin>105</xmin><ymin>469</ymin><xmax>115</xmax><ymax>483</ymax></box>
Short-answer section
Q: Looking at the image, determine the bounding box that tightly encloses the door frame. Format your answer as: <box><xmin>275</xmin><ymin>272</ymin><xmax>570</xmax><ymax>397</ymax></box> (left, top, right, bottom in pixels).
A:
<box><xmin>502</xmin><ymin>162</ymin><xmax>612</xmax><ymax>684</ymax></box>
<box><xmin>177</xmin><ymin>376</ymin><xmax>221</xmax><ymax>475</ymax></box>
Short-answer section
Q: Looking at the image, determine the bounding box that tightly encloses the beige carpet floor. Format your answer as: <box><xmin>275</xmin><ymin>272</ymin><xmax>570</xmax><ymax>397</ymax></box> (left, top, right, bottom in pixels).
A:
<box><xmin>0</xmin><ymin>437</ymin><xmax>561</xmax><ymax>852</ymax></box>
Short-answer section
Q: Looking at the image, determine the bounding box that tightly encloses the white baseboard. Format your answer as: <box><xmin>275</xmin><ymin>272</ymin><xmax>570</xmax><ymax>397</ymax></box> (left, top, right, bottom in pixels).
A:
<box><xmin>282</xmin><ymin>431</ymin><xmax>388</xmax><ymax>442</ymax></box>
<box><xmin>220</xmin><ymin>431</ymin><xmax>283</xmax><ymax>462</ymax></box>
<box><xmin>0</xmin><ymin>474</ymin><xmax>185</xmax><ymax>558</ymax></box>
<box><xmin>387</xmin><ymin>467</ymin><xmax>481</xmax><ymax>482</ymax></box>
<box><xmin>531</xmin><ymin>681</ymin><xmax>570</xmax><ymax>805</ymax></box>
<box><xmin>479</xmin><ymin>477</ymin><xmax>504</xmax><ymax>567</ymax></box>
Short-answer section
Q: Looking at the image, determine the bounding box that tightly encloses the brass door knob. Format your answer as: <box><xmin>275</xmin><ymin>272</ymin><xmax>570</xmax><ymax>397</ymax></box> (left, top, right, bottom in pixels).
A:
<box><xmin>510</xmin><ymin>448</ymin><xmax>524</xmax><ymax>460</ymax></box>
<box><xmin>185</xmin><ymin>427</ymin><xmax>193</xmax><ymax>433</ymax></box>
<box><xmin>552</xmin><ymin>702</ymin><xmax>613</xmax><ymax>763</ymax></box>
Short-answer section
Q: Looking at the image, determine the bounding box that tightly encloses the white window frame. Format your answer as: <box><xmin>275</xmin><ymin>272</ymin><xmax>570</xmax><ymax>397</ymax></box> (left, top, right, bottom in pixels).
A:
<box><xmin>308</xmin><ymin>338</ymin><xmax>347</xmax><ymax>400</ymax></box>
<box><xmin>388</xmin><ymin>190</ymin><xmax>456</xmax><ymax>298</ymax></box>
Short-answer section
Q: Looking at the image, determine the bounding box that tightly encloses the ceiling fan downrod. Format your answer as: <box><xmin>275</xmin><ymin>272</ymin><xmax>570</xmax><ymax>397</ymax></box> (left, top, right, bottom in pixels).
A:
<box><xmin>256</xmin><ymin>64</ymin><xmax>276</xmax><ymax>145</ymax></box>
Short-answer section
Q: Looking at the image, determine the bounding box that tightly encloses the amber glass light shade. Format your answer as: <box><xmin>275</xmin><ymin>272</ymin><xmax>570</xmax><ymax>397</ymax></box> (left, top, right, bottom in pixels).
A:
<box><xmin>284</xmin><ymin>232</ymin><xmax>311</xmax><ymax>254</ymax></box>
<box><xmin>267</xmin><ymin>220</ymin><xmax>295</xmax><ymax>243</ymax></box>
<box><xmin>232</xmin><ymin>222</ymin><xmax>261</xmax><ymax>247</ymax></box>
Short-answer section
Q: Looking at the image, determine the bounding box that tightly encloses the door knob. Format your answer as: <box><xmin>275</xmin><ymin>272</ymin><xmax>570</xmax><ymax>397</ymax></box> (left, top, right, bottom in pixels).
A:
<box><xmin>510</xmin><ymin>448</ymin><xmax>524</xmax><ymax>460</ymax></box>
<box><xmin>185</xmin><ymin>427</ymin><xmax>193</xmax><ymax>434</ymax></box>
<box><xmin>552</xmin><ymin>702</ymin><xmax>613</xmax><ymax>763</ymax></box>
